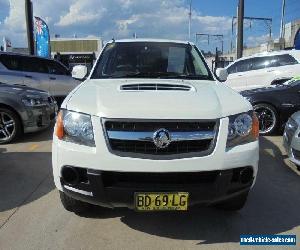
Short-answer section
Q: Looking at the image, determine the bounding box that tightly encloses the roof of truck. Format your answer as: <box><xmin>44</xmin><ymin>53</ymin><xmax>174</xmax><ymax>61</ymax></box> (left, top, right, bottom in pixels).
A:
<box><xmin>108</xmin><ymin>38</ymin><xmax>195</xmax><ymax>46</ymax></box>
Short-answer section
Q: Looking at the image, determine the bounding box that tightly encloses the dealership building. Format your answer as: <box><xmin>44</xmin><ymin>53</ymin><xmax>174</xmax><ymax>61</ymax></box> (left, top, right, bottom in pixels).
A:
<box><xmin>50</xmin><ymin>37</ymin><xmax>103</xmax><ymax>73</ymax></box>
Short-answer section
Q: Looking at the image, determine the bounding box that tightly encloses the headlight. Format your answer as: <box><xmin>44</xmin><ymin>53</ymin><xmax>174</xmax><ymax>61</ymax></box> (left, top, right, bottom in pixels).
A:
<box><xmin>55</xmin><ymin>109</ymin><xmax>95</xmax><ymax>147</ymax></box>
<box><xmin>285</xmin><ymin>118</ymin><xmax>298</xmax><ymax>135</ymax></box>
<box><xmin>286</xmin><ymin>117</ymin><xmax>298</xmax><ymax>130</ymax></box>
<box><xmin>22</xmin><ymin>95</ymin><xmax>47</xmax><ymax>107</ymax></box>
<box><xmin>227</xmin><ymin>111</ymin><xmax>259</xmax><ymax>148</ymax></box>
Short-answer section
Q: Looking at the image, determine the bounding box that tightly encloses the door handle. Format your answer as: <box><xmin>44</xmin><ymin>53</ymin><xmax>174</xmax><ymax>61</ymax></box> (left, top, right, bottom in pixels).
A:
<box><xmin>49</xmin><ymin>77</ymin><xmax>56</xmax><ymax>80</ymax></box>
<box><xmin>25</xmin><ymin>75</ymin><xmax>32</xmax><ymax>78</ymax></box>
<box><xmin>267</xmin><ymin>69</ymin><xmax>274</xmax><ymax>73</ymax></box>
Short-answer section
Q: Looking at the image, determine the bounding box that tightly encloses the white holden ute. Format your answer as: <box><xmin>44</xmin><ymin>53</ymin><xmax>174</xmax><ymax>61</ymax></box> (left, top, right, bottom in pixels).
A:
<box><xmin>52</xmin><ymin>39</ymin><xmax>259</xmax><ymax>213</ymax></box>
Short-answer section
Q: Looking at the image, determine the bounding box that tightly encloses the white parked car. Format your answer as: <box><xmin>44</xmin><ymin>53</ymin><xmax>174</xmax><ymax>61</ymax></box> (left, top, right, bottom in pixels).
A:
<box><xmin>0</xmin><ymin>53</ymin><xmax>80</xmax><ymax>104</ymax></box>
<box><xmin>52</xmin><ymin>39</ymin><xmax>259</xmax><ymax>213</ymax></box>
<box><xmin>225</xmin><ymin>50</ymin><xmax>300</xmax><ymax>91</ymax></box>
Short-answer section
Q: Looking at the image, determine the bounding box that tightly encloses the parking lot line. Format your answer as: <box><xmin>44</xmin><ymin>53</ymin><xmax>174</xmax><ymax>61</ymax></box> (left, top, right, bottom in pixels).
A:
<box><xmin>28</xmin><ymin>144</ymin><xmax>39</xmax><ymax>152</ymax></box>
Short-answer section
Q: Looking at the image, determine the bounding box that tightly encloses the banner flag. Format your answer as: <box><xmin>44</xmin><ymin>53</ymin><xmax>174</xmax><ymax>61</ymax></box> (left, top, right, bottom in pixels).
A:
<box><xmin>35</xmin><ymin>16</ymin><xmax>50</xmax><ymax>58</ymax></box>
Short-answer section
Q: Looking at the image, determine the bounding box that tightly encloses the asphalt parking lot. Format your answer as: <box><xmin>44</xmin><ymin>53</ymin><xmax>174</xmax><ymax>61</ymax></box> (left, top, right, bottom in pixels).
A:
<box><xmin>0</xmin><ymin>127</ymin><xmax>299</xmax><ymax>250</ymax></box>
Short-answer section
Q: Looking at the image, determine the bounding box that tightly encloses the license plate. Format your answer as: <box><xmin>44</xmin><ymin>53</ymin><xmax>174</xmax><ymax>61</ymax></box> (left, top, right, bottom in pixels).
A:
<box><xmin>135</xmin><ymin>192</ymin><xmax>189</xmax><ymax>211</ymax></box>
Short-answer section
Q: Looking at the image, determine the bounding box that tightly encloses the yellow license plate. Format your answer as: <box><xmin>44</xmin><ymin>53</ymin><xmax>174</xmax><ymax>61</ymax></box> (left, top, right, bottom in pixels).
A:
<box><xmin>135</xmin><ymin>192</ymin><xmax>189</xmax><ymax>211</ymax></box>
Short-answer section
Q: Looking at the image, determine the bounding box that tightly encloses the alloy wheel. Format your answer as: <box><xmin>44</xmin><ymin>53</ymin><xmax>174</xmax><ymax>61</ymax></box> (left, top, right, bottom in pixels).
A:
<box><xmin>254</xmin><ymin>104</ymin><xmax>277</xmax><ymax>135</ymax></box>
<box><xmin>0</xmin><ymin>111</ymin><xmax>16</xmax><ymax>142</ymax></box>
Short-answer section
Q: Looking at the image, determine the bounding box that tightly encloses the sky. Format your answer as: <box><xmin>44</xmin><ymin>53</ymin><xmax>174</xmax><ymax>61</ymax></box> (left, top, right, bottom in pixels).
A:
<box><xmin>0</xmin><ymin>0</ymin><xmax>299</xmax><ymax>52</ymax></box>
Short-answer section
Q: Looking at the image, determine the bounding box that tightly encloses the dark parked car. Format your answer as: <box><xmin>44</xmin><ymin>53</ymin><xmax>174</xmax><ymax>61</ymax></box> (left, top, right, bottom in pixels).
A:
<box><xmin>241</xmin><ymin>77</ymin><xmax>300</xmax><ymax>135</ymax></box>
<box><xmin>0</xmin><ymin>82</ymin><xmax>57</xmax><ymax>144</ymax></box>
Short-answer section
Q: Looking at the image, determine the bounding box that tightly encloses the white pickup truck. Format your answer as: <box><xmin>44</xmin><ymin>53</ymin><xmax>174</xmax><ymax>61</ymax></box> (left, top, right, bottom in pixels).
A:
<box><xmin>52</xmin><ymin>39</ymin><xmax>259</xmax><ymax>213</ymax></box>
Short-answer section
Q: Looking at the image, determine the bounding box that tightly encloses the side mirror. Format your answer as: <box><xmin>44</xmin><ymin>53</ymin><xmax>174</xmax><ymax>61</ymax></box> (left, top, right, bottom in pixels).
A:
<box><xmin>215</xmin><ymin>68</ymin><xmax>228</xmax><ymax>82</ymax></box>
<box><xmin>72</xmin><ymin>65</ymin><xmax>88</xmax><ymax>80</ymax></box>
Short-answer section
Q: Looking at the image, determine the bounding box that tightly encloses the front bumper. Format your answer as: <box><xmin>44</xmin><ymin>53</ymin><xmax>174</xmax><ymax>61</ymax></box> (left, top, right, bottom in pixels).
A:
<box><xmin>23</xmin><ymin>103</ymin><xmax>57</xmax><ymax>133</ymax></box>
<box><xmin>61</xmin><ymin>167</ymin><xmax>254</xmax><ymax>209</ymax></box>
<box><xmin>52</xmin><ymin>117</ymin><xmax>259</xmax><ymax>208</ymax></box>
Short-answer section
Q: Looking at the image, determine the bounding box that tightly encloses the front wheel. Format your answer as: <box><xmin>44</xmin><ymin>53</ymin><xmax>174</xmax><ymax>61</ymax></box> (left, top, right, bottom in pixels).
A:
<box><xmin>0</xmin><ymin>108</ymin><xmax>22</xmax><ymax>144</ymax></box>
<box><xmin>253</xmin><ymin>103</ymin><xmax>278</xmax><ymax>135</ymax></box>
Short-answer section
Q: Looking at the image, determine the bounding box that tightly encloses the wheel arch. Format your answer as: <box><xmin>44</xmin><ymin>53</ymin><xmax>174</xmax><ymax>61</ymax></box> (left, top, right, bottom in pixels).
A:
<box><xmin>0</xmin><ymin>103</ymin><xmax>24</xmax><ymax>133</ymax></box>
<box><xmin>252</xmin><ymin>101</ymin><xmax>280</xmax><ymax>116</ymax></box>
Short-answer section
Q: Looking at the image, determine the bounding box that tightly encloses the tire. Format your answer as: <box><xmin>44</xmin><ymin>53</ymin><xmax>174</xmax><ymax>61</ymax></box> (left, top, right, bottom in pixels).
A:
<box><xmin>0</xmin><ymin>107</ymin><xmax>22</xmax><ymax>144</ymax></box>
<box><xmin>59</xmin><ymin>191</ymin><xmax>88</xmax><ymax>213</ymax></box>
<box><xmin>215</xmin><ymin>192</ymin><xmax>249</xmax><ymax>211</ymax></box>
<box><xmin>253</xmin><ymin>103</ymin><xmax>278</xmax><ymax>135</ymax></box>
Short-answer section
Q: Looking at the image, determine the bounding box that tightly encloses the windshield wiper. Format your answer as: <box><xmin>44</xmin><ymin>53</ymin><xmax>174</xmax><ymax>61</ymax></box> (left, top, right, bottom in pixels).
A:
<box><xmin>109</xmin><ymin>71</ymin><xmax>211</xmax><ymax>80</ymax></box>
<box><xmin>120</xmin><ymin>72</ymin><xmax>177</xmax><ymax>78</ymax></box>
<box><xmin>156</xmin><ymin>73</ymin><xmax>212</xmax><ymax>80</ymax></box>
<box><xmin>107</xmin><ymin>72</ymin><xmax>149</xmax><ymax>78</ymax></box>
<box><xmin>182</xmin><ymin>75</ymin><xmax>211</xmax><ymax>80</ymax></box>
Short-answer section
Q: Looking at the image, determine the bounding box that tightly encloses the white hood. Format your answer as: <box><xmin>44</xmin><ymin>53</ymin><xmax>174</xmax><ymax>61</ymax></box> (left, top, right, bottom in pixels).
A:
<box><xmin>65</xmin><ymin>79</ymin><xmax>252</xmax><ymax>119</ymax></box>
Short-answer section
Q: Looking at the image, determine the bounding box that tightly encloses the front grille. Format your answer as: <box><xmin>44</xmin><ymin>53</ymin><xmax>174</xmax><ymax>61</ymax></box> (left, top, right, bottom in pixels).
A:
<box><xmin>120</xmin><ymin>84</ymin><xmax>193</xmax><ymax>91</ymax></box>
<box><xmin>102</xmin><ymin>171</ymin><xmax>220</xmax><ymax>188</ymax></box>
<box><xmin>105</xmin><ymin>121</ymin><xmax>216</xmax><ymax>132</ymax></box>
<box><xmin>48</xmin><ymin>96</ymin><xmax>54</xmax><ymax>104</ymax></box>
<box><xmin>47</xmin><ymin>96</ymin><xmax>56</xmax><ymax>105</ymax></box>
<box><xmin>103</xmin><ymin>119</ymin><xmax>218</xmax><ymax>158</ymax></box>
<box><xmin>109</xmin><ymin>139</ymin><xmax>212</xmax><ymax>155</ymax></box>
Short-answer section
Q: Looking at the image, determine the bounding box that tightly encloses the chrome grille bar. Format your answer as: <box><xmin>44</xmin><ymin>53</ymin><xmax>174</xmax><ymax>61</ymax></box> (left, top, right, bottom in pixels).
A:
<box><xmin>103</xmin><ymin>119</ymin><xmax>219</xmax><ymax>159</ymax></box>
<box><xmin>107</xmin><ymin>131</ymin><xmax>215</xmax><ymax>142</ymax></box>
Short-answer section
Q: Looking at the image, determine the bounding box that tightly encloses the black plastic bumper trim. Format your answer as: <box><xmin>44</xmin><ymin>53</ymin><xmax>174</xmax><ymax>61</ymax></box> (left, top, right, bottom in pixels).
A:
<box><xmin>60</xmin><ymin>167</ymin><xmax>254</xmax><ymax>209</ymax></box>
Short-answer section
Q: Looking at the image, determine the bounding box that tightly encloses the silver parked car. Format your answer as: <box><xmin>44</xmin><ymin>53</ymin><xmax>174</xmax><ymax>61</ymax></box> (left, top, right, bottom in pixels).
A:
<box><xmin>0</xmin><ymin>53</ymin><xmax>80</xmax><ymax>105</ymax></box>
<box><xmin>283</xmin><ymin>111</ymin><xmax>300</xmax><ymax>170</ymax></box>
<box><xmin>0</xmin><ymin>82</ymin><xmax>57</xmax><ymax>144</ymax></box>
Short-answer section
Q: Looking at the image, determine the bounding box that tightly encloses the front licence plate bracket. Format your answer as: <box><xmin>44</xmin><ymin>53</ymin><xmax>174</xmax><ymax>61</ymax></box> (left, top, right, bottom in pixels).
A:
<box><xmin>134</xmin><ymin>192</ymin><xmax>189</xmax><ymax>211</ymax></box>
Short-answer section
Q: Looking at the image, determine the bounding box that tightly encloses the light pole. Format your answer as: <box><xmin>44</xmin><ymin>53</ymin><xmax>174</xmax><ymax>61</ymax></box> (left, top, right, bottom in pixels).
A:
<box><xmin>280</xmin><ymin>0</ymin><xmax>286</xmax><ymax>39</ymax></box>
<box><xmin>25</xmin><ymin>0</ymin><xmax>34</xmax><ymax>55</ymax></box>
<box><xmin>188</xmin><ymin>0</ymin><xmax>192</xmax><ymax>40</ymax></box>
<box><xmin>236</xmin><ymin>0</ymin><xmax>244</xmax><ymax>59</ymax></box>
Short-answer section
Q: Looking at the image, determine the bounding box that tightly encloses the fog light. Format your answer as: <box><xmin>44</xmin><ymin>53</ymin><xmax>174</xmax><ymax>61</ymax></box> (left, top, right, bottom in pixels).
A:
<box><xmin>240</xmin><ymin>167</ymin><xmax>253</xmax><ymax>184</ymax></box>
<box><xmin>61</xmin><ymin>166</ymin><xmax>79</xmax><ymax>186</ymax></box>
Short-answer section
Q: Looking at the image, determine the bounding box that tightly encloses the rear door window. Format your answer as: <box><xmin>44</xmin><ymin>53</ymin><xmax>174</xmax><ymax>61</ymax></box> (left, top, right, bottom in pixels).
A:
<box><xmin>250</xmin><ymin>57</ymin><xmax>265</xmax><ymax>70</ymax></box>
<box><xmin>249</xmin><ymin>57</ymin><xmax>277</xmax><ymax>70</ymax></box>
<box><xmin>0</xmin><ymin>54</ymin><xmax>22</xmax><ymax>71</ymax></box>
<box><xmin>275</xmin><ymin>54</ymin><xmax>298</xmax><ymax>66</ymax></box>
<box><xmin>21</xmin><ymin>57</ymin><xmax>48</xmax><ymax>74</ymax></box>
<box><xmin>47</xmin><ymin>60</ymin><xmax>69</xmax><ymax>75</ymax></box>
<box><xmin>248</xmin><ymin>58</ymin><xmax>261</xmax><ymax>71</ymax></box>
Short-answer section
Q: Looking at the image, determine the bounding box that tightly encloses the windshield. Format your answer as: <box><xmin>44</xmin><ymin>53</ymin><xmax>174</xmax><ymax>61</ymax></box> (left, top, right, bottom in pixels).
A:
<box><xmin>91</xmin><ymin>42</ymin><xmax>213</xmax><ymax>80</ymax></box>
